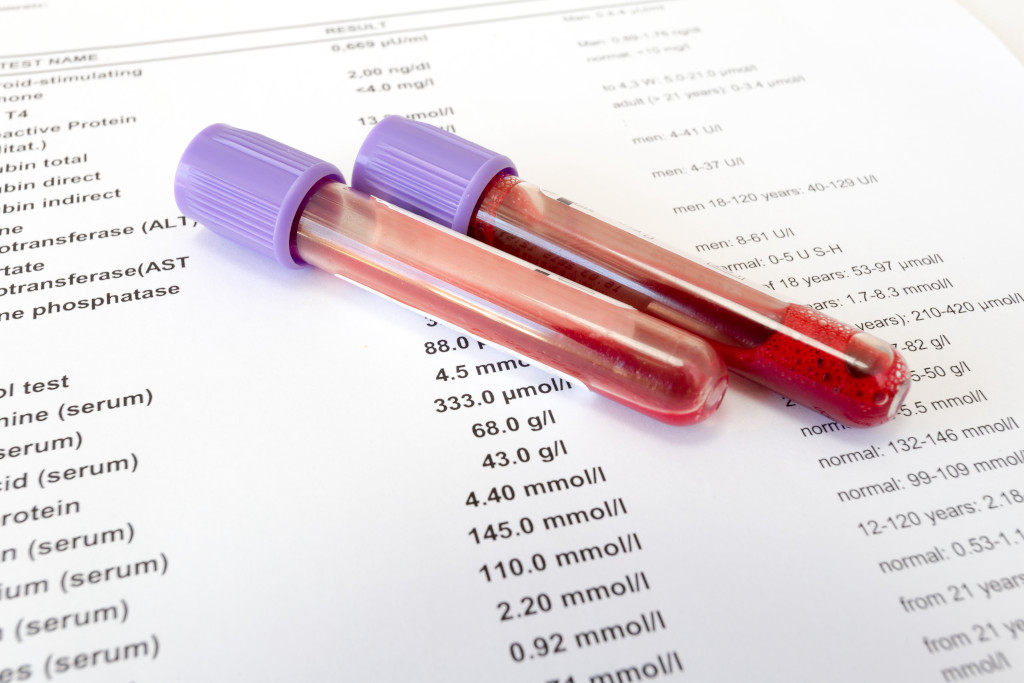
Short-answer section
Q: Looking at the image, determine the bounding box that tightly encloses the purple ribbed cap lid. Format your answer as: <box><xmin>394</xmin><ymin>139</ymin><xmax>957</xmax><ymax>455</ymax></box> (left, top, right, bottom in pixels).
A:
<box><xmin>352</xmin><ymin>116</ymin><xmax>516</xmax><ymax>235</ymax></box>
<box><xmin>174</xmin><ymin>123</ymin><xmax>344</xmax><ymax>268</ymax></box>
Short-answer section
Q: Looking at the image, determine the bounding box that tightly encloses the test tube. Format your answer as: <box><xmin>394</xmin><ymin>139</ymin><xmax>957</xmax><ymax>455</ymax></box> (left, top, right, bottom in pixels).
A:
<box><xmin>174</xmin><ymin>124</ymin><xmax>727</xmax><ymax>425</ymax></box>
<box><xmin>351</xmin><ymin>116</ymin><xmax>911</xmax><ymax>427</ymax></box>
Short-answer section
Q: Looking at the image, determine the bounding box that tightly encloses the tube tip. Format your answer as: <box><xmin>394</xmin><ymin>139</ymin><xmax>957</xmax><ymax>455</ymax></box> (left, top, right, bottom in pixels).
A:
<box><xmin>352</xmin><ymin>116</ymin><xmax>516</xmax><ymax>234</ymax></box>
<box><xmin>175</xmin><ymin>123</ymin><xmax>344</xmax><ymax>267</ymax></box>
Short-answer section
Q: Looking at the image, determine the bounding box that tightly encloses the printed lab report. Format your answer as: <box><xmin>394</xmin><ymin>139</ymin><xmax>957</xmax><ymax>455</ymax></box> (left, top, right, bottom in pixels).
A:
<box><xmin>2</xmin><ymin>0</ymin><xmax>1023</xmax><ymax>680</ymax></box>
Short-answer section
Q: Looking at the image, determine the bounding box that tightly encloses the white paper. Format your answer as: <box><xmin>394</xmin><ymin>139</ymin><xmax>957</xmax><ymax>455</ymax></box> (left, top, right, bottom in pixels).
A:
<box><xmin>2</xmin><ymin>1</ymin><xmax>1024</xmax><ymax>680</ymax></box>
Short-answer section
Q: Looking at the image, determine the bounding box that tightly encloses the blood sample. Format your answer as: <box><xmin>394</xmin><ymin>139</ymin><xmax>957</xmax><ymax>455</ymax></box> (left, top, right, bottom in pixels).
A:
<box><xmin>174</xmin><ymin>124</ymin><xmax>727</xmax><ymax>425</ymax></box>
<box><xmin>351</xmin><ymin>116</ymin><xmax>911</xmax><ymax>427</ymax></box>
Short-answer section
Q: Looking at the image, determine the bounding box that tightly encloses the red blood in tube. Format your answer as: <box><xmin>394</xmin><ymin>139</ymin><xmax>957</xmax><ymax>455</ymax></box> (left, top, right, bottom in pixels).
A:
<box><xmin>719</xmin><ymin>304</ymin><xmax>909</xmax><ymax>426</ymax></box>
<box><xmin>469</xmin><ymin>173</ymin><xmax>910</xmax><ymax>427</ymax></box>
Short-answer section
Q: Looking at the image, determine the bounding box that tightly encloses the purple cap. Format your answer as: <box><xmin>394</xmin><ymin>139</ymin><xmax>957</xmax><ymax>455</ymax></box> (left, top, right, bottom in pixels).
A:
<box><xmin>351</xmin><ymin>116</ymin><xmax>516</xmax><ymax>235</ymax></box>
<box><xmin>174</xmin><ymin>123</ymin><xmax>344</xmax><ymax>268</ymax></box>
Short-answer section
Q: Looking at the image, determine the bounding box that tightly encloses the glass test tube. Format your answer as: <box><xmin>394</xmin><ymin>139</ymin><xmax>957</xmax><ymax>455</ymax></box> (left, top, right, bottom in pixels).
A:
<box><xmin>174</xmin><ymin>124</ymin><xmax>727</xmax><ymax>425</ymax></box>
<box><xmin>352</xmin><ymin>116</ymin><xmax>912</xmax><ymax>428</ymax></box>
